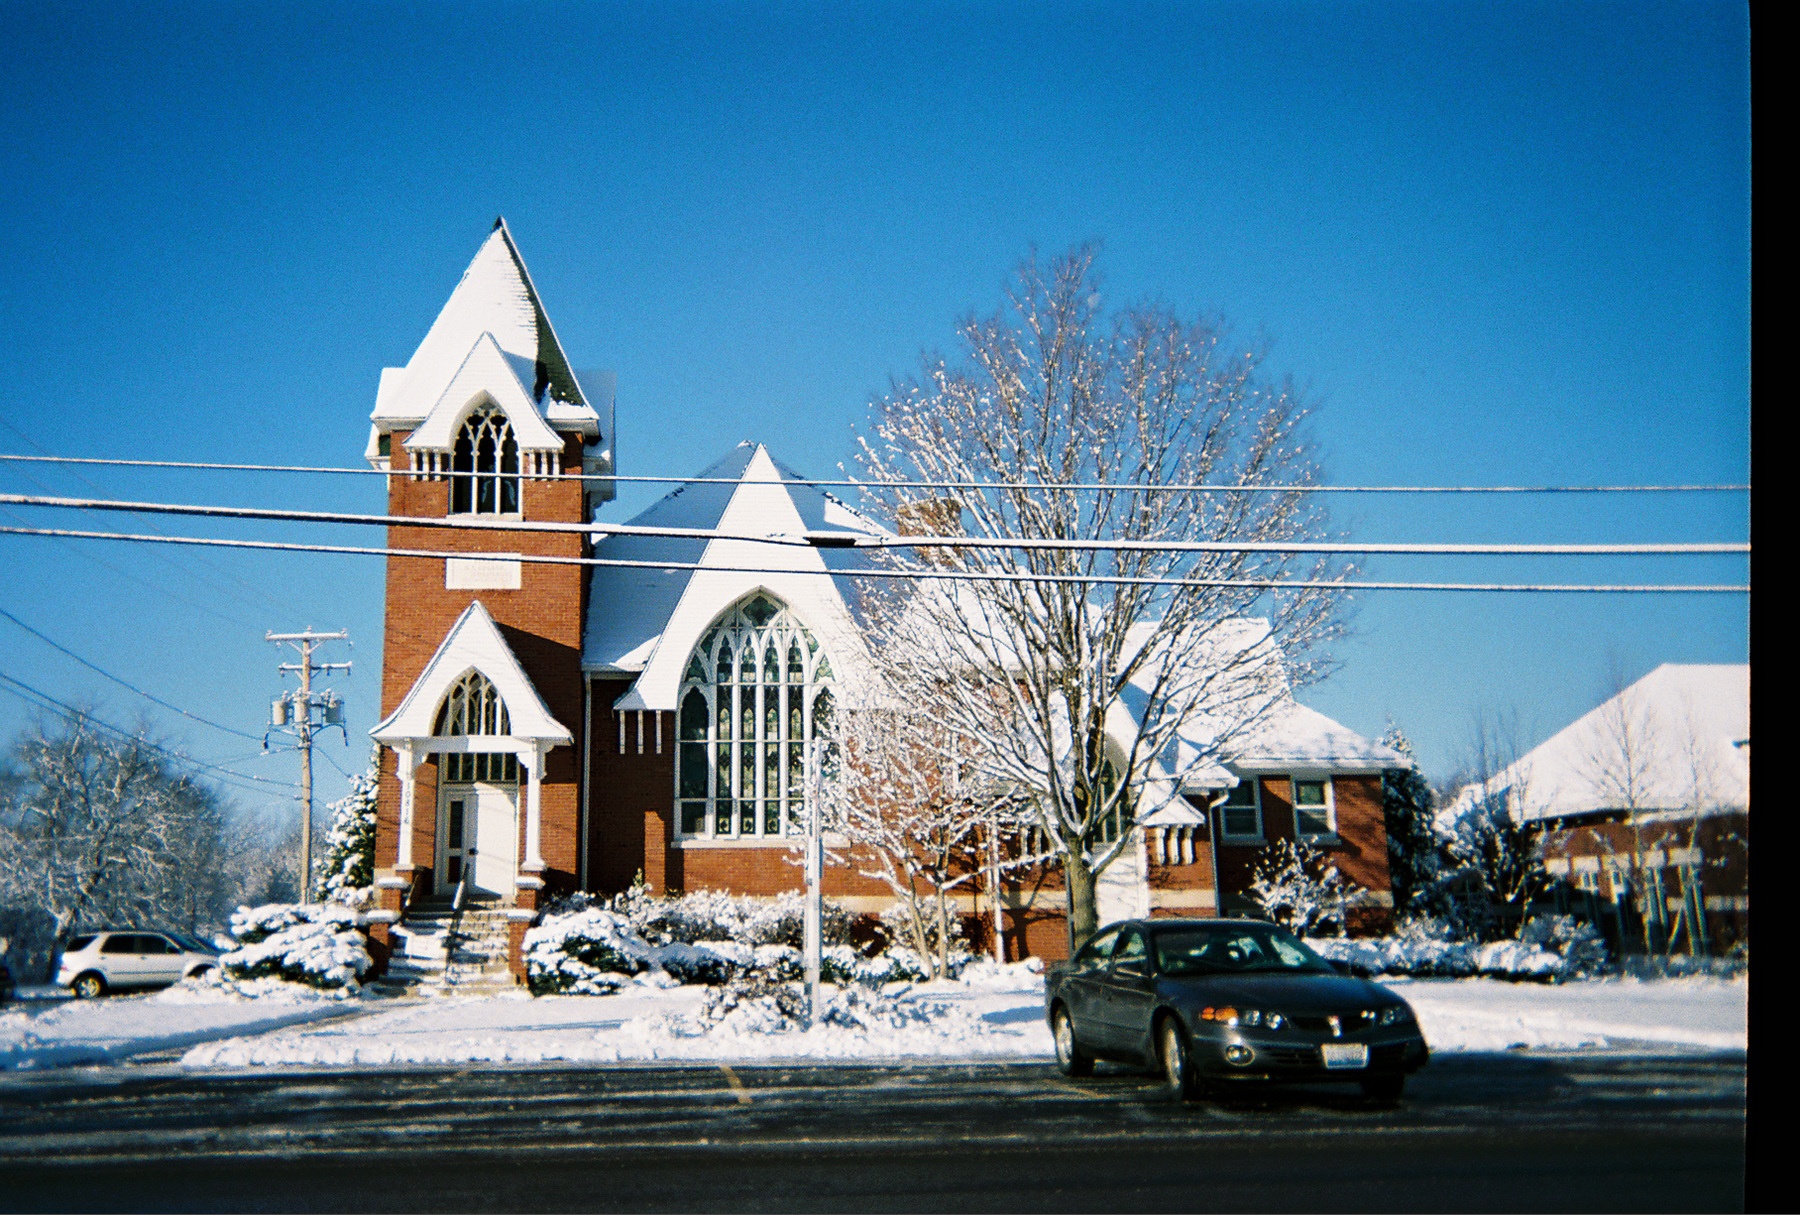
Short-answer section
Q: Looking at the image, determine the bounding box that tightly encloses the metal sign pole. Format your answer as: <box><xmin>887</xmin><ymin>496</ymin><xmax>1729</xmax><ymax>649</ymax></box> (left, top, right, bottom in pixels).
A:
<box><xmin>803</xmin><ymin>739</ymin><xmax>823</xmax><ymax>1028</ymax></box>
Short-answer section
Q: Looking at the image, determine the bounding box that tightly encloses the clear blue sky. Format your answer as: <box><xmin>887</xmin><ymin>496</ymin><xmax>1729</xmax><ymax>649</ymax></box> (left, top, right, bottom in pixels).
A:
<box><xmin>0</xmin><ymin>1</ymin><xmax>1749</xmax><ymax>823</ymax></box>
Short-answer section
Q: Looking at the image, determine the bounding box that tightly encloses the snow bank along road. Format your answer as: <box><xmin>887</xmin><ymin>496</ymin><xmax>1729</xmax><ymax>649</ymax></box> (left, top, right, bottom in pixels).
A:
<box><xmin>0</xmin><ymin>1052</ymin><xmax>1745</xmax><ymax>1213</ymax></box>
<box><xmin>1</xmin><ymin>972</ymin><xmax>1748</xmax><ymax>1071</ymax></box>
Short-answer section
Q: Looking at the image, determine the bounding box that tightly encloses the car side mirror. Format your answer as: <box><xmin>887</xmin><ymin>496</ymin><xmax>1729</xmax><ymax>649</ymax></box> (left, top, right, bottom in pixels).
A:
<box><xmin>1113</xmin><ymin>961</ymin><xmax>1147</xmax><ymax>978</ymax></box>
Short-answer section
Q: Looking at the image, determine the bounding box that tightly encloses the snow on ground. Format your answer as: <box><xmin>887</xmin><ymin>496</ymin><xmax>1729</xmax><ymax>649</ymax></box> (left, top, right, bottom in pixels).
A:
<box><xmin>181</xmin><ymin>967</ymin><xmax>1745</xmax><ymax>1070</ymax></box>
<box><xmin>1393</xmin><ymin>975</ymin><xmax>1747</xmax><ymax>1052</ymax></box>
<box><xmin>1</xmin><ymin>978</ymin><xmax>365</xmax><ymax>1070</ymax></box>
<box><xmin>183</xmin><ymin>966</ymin><xmax>1055</xmax><ymax>1069</ymax></box>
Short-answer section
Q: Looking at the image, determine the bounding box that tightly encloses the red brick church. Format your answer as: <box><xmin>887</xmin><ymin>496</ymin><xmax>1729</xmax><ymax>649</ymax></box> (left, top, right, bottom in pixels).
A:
<box><xmin>364</xmin><ymin>222</ymin><xmax>1406</xmax><ymax>976</ymax></box>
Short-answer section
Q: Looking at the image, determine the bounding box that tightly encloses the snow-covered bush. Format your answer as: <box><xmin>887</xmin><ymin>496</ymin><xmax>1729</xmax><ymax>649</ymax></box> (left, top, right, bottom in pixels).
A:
<box><xmin>315</xmin><ymin>753</ymin><xmax>378</xmax><ymax>905</ymax></box>
<box><xmin>606</xmin><ymin>886</ymin><xmax>854</xmax><ymax>951</ymax></box>
<box><xmin>522</xmin><ymin>908</ymin><xmax>657</xmax><ymax>995</ymax></box>
<box><xmin>1305</xmin><ymin>913</ymin><xmax>1608</xmax><ymax>982</ymax></box>
<box><xmin>222</xmin><ymin>903</ymin><xmax>371</xmax><ymax>989</ymax></box>
<box><xmin>821</xmin><ymin>943</ymin><xmax>934</xmax><ymax>985</ymax></box>
<box><xmin>1248</xmin><ymin>839</ymin><xmax>1363</xmax><ymax>937</ymax></box>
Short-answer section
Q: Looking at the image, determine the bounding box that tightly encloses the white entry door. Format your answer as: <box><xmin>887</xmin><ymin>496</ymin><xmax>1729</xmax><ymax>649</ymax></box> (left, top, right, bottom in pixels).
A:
<box><xmin>439</xmin><ymin>782</ymin><xmax>518</xmax><ymax>897</ymax></box>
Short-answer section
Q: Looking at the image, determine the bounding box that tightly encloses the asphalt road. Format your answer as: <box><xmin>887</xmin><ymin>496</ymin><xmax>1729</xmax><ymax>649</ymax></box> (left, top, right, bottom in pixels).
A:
<box><xmin>0</xmin><ymin>1051</ymin><xmax>1745</xmax><ymax>1213</ymax></box>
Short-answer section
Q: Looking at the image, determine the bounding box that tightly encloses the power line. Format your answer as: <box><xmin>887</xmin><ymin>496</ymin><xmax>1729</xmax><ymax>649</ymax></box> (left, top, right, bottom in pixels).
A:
<box><xmin>0</xmin><ymin>450</ymin><xmax>1752</xmax><ymax>495</ymax></box>
<box><xmin>0</xmin><ymin>522</ymin><xmax>1752</xmax><ymax>594</ymax></box>
<box><xmin>0</xmin><ymin>605</ymin><xmax>265</xmax><ymax>741</ymax></box>
<box><xmin>0</xmin><ymin>424</ymin><xmax>280</xmax><ymax>628</ymax></box>
<box><xmin>0</xmin><ymin>492</ymin><xmax>1750</xmax><ymax>556</ymax></box>
<box><xmin>0</xmin><ymin>671</ymin><xmax>300</xmax><ymax>798</ymax></box>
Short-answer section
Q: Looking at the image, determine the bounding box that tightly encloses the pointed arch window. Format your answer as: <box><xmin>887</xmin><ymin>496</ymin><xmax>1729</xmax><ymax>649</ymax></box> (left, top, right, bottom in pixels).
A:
<box><xmin>450</xmin><ymin>407</ymin><xmax>520</xmax><ymax>515</ymax></box>
<box><xmin>435</xmin><ymin>670</ymin><xmax>512</xmax><ymax>737</ymax></box>
<box><xmin>676</xmin><ymin>593</ymin><xmax>834</xmax><ymax>839</ymax></box>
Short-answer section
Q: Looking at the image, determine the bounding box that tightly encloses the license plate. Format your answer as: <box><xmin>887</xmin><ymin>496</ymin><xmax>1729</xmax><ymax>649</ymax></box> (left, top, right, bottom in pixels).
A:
<box><xmin>1320</xmin><ymin>1043</ymin><xmax>1369</xmax><ymax>1069</ymax></box>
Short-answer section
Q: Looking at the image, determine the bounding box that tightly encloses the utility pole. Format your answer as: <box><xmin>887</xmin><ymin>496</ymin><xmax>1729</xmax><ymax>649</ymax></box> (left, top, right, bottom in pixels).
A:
<box><xmin>267</xmin><ymin>629</ymin><xmax>351</xmax><ymax>904</ymax></box>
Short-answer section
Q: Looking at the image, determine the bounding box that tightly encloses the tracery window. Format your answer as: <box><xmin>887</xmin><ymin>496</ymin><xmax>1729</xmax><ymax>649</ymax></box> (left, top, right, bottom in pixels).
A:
<box><xmin>450</xmin><ymin>408</ymin><xmax>520</xmax><ymax>514</ymax></box>
<box><xmin>435</xmin><ymin>670</ymin><xmax>511</xmax><ymax>737</ymax></box>
<box><xmin>675</xmin><ymin>593</ymin><xmax>834</xmax><ymax>839</ymax></box>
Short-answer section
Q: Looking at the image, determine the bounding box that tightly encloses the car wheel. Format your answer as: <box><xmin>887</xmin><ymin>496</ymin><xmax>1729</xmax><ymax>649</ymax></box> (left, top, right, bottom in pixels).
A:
<box><xmin>71</xmin><ymin>972</ymin><xmax>106</xmax><ymax>999</ymax></box>
<box><xmin>1157</xmin><ymin>1016</ymin><xmax>1201</xmax><ymax>1102</ymax></box>
<box><xmin>1052</xmin><ymin>1006</ymin><xmax>1094</xmax><ymax>1077</ymax></box>
<box><xmin>1360</xmin><ymin>1074</ymin><xmax>1405</xmax><ymax>1103</ymax></box>
<box><xmin>186</xmin><ymin>964</ymin><xmax>215</xmax><ymax>981</ymax></box>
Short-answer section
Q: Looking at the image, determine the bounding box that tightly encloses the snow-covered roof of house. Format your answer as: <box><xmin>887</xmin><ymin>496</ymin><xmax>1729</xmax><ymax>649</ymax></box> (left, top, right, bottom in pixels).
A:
<box><xmin>1449</xmin><ymin>663</ymin><xmax>1750</xmax><ymax>824</ymax></box>
<box><xmin>582</xmin><ymin>442</ymin><xmax>886</xmax><ymax>711</ymax></box>
<box><xmin>1225</xmin><ymin>700</ymin><xmax>1410</xmax><ymax>772</ymax></box>
<box><xmin>1114</xmin><ymin>620</ymin><xmax>1406</xmax><ymax>826</ymax></box>
<box><xmin>368</xmin><ymin>219</ymin><xmax>601</xmax><ymax>452</ymax></box>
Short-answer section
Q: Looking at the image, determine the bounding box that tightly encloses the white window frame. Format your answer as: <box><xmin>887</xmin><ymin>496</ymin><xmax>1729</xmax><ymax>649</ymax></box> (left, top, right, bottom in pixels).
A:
<box><xmin>1288</xmin><ymin>774</ymin><xmax>1338</xmax><ymax>842</ymax></box>
<box><xmin>1213</xmin><ymin>778</ymin><xmax>1264</xmax><ymax>842</ymax></box>
<box><xmin>673</xmin><ymin>593</ymin><xmax>834</xmax><ymax>843</ymax></box>
<box><xmin>448</xmin><ymin>407</ymin><xmax>523</xmax><ymax>518</ymax></box>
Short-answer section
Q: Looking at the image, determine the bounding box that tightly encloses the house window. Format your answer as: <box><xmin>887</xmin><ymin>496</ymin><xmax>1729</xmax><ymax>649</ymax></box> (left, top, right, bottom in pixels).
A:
<box><xmin>450</xmin><ymin>408</ymin><xmax>520</xmax><ymax>515</ymax></box>
<box><xmin>1088</xmin><ymin>764</ymin><xmax>1128</xmax><ymax>848</ymax></box>
<box><xmin>435</xmin><ymin>671</ymin><xmax>511</xmax><ymax>737</ymax></box>
<box><xmin>1216</xmin><ymin>780</ymin><xmax>1262</xmax><ymax>840</ymax></box>
<box><xmin>1291</xmin><ymin>777</ymin><xmax>1335</xmax><ymax>839</ymax></box>
<box><xmin>675</xmin><ymin>593</ymin><xmax>834</xmax><ymax>840</ymax></box>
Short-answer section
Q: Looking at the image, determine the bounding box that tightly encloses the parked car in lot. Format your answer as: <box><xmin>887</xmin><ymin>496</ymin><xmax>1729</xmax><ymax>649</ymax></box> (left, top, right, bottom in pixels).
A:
<box><xmin>1045</xmin><ymin>918</ymin><xmax>1429</xmax><ymax>1101</ymax></box>
<box><xmin>55</xmin><ymin>931</ymin><xmax>221</xmax><ymax>998</ymax></box>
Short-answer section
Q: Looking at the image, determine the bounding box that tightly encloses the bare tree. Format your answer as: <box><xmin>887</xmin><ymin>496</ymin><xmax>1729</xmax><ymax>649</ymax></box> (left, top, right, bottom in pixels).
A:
<box><xmin>1439</xmin><ymin>708</ymin><xmax>1552</xmax><ymax>940</ymax></box>
<box><xmin>0</xmin><ymin>715</ymin><xmax>239</xmax><ymax>961</ymax></box>
<box><xmin>856</xmin><ymin>245</ymin><xmax>1345</xmax><ymax>946</ymax></box>
<box><xmin>1577</xmin><ymin>663</ymin><xmax>1668</xmax><ymax>952</ymax></box>
<box><xmin>820</xmin><ymin>702</ymin><xmax>1043</xmax><ymax>977</ymax></box>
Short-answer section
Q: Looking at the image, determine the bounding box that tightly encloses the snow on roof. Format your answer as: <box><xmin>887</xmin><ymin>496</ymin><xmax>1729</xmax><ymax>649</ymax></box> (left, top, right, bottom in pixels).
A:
<box><xmin>1226</xmin><ymin>700</ymin><xmax>1410</xmax><ymax>771</ymax></box>
<box><xmin>1450</xmin><ymin>663</ymin><xmax>1750</xmax><ymax>823</ymax></box>
<box><xmin>581</xmin><ymin>443</ymin><xmax>885</xmax><ymax>708</ymax></box>
<box><xmin>371</xmin><ymin>219</ymin><xmax>599</xmax><ymax>439</ymax></box>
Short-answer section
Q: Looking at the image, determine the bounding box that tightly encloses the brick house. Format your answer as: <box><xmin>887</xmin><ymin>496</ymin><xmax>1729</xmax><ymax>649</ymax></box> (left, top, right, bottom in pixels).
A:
<box><xmin>1449</xmin><ymin>663</ymin><xmax>1749</xmax><ymax>957</ymax></box>
<box><xmin>363</xmin><ymin>223</ymin><xmax>1408</xmax><ymax>976</ymax></box>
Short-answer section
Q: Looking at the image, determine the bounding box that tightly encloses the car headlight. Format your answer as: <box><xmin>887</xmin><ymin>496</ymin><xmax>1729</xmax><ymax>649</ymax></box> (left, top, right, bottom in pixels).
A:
<box><xmin>1198</xmin><ymin>1006</ymin><xmax>1286</xmax><ymax>1031</ymax></box>
<box><xmin>1378</xmin><ymin>1004</ymin><xmax>1414</xmax><ymax>1026</ymax></box>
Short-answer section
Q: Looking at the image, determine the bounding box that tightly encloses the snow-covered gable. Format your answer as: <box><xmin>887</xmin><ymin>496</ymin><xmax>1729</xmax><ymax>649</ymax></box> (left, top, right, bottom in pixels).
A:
<box><xmin>402</xmin><ymin>332</ymin><xmax>566</xmax><ymax>453</ymax></box>
<box><xmin>583</xmin><ymin>442</ymin><xmax>885</xmax><ymax>711</ymax></box>
<box><xmin>372</xmin><ymin>600</ymin><xmax>572</xmax><ymax>746</ymax></box>
<box><xmin>1451</xmin><ymin>663</ymin><xmax>1749</xmax><ymax>824</ymax></box>
<box><xmin>369</xmin><ymin>219</ymin><xmax>600</xmax><ymax>454</ymax></box>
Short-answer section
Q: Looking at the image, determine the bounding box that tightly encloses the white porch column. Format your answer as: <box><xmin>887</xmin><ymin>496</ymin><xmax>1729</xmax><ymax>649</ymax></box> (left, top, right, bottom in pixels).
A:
<box><xmin>522</xmin><ymin>743</ymin><xmax>547</xmax><ymax>871</ymax></box>
<box><xmin>395</xmin><ymin>742</ymin><xmax>418</xmax><ymax>870</ymax></box>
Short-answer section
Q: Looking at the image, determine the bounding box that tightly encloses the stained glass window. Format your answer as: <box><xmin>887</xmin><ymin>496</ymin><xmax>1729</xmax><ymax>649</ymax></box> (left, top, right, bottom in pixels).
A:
<box><xmin>673</xmin><ymin>593</ymin><xmax>834</xmax><ymax>839</ymax></box>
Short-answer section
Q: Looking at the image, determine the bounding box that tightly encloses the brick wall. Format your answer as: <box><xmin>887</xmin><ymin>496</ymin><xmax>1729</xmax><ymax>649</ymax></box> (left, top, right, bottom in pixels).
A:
<box><xmin>373</xmin><ymin>431</ymin><xmax>589</xmax><ymax>897</ymax></box>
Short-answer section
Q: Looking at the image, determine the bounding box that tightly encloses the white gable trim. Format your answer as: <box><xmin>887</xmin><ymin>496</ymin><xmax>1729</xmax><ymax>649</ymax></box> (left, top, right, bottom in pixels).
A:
<box><xmin>612</xmin><ymin>445</ymin><xmax>874</xmax><ymax>711</ymax></box>
<box><xmin>402</xmin><ymin>333</ymin><xmax>565</xmax><ymax>452</ymax></box>
<box><xmin>371</xmin><ymin>600</ymin><xmax>572</xmax><ymax>746</ymax></box>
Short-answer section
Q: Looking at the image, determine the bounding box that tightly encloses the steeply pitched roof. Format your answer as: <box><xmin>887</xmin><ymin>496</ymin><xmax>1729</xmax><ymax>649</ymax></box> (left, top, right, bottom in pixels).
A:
<box><xmin>1450</xmin><ymin>663</ymin><xmax>1750</xmax><ymax>823</ymax></box>
<box><xmin>371</xmin><ymin>218</ymin><xmax>599</xmax><ymax>437</ymax></box>
<box><xmin>581</xmin><ymin>443</ymin><xmax>885</xmax><ymax>708</ymax></box>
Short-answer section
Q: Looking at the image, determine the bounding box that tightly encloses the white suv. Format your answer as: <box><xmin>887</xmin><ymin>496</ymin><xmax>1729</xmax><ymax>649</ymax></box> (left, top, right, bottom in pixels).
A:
<box><xmin>55</xmin><ymin>931</ymin><xmax>220</xmax><ymax>997</ymax></box>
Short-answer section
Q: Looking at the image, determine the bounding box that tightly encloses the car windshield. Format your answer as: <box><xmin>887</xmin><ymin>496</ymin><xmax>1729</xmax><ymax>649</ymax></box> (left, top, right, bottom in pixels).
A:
<box><xmin>66</xmin><ymin>934</ymin><xmax>96</xmax><ymax>952</ymax></box>
<box><xmin>169</xmin><ymin>933</ymin><xmax>213</xmax><ymax>953</ymax></box>
<box><xmin>1152</xmin><ymin>925</ymin><xmax>1335</xmax><ymax>976</ymax></box>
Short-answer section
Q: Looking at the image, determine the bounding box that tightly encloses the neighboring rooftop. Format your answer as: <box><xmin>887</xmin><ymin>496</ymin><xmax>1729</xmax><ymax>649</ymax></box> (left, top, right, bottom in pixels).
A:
<box><xmin>1449</xmin><ymin>663</ymin><xmax>1750</xmax><ymax>823</ymax></box>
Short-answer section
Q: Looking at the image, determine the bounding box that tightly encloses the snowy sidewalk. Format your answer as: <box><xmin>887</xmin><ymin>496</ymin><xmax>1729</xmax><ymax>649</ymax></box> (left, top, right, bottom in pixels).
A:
<box><xmin>181</xmin><ymin>972</ymin><xmax>1745</xmax><ymax>1070</ymax></box>
<box><xmin>1</xmin><ymin>981</ymin><xmax>370</xmax><ymax>1071</ymax></box>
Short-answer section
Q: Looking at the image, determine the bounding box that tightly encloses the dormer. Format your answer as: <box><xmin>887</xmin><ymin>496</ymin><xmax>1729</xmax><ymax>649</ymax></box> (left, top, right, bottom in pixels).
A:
<box><xmin>367</xmin><ymin>218</ymin><xmax>615</xmax><ymax>507</ymax></box>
